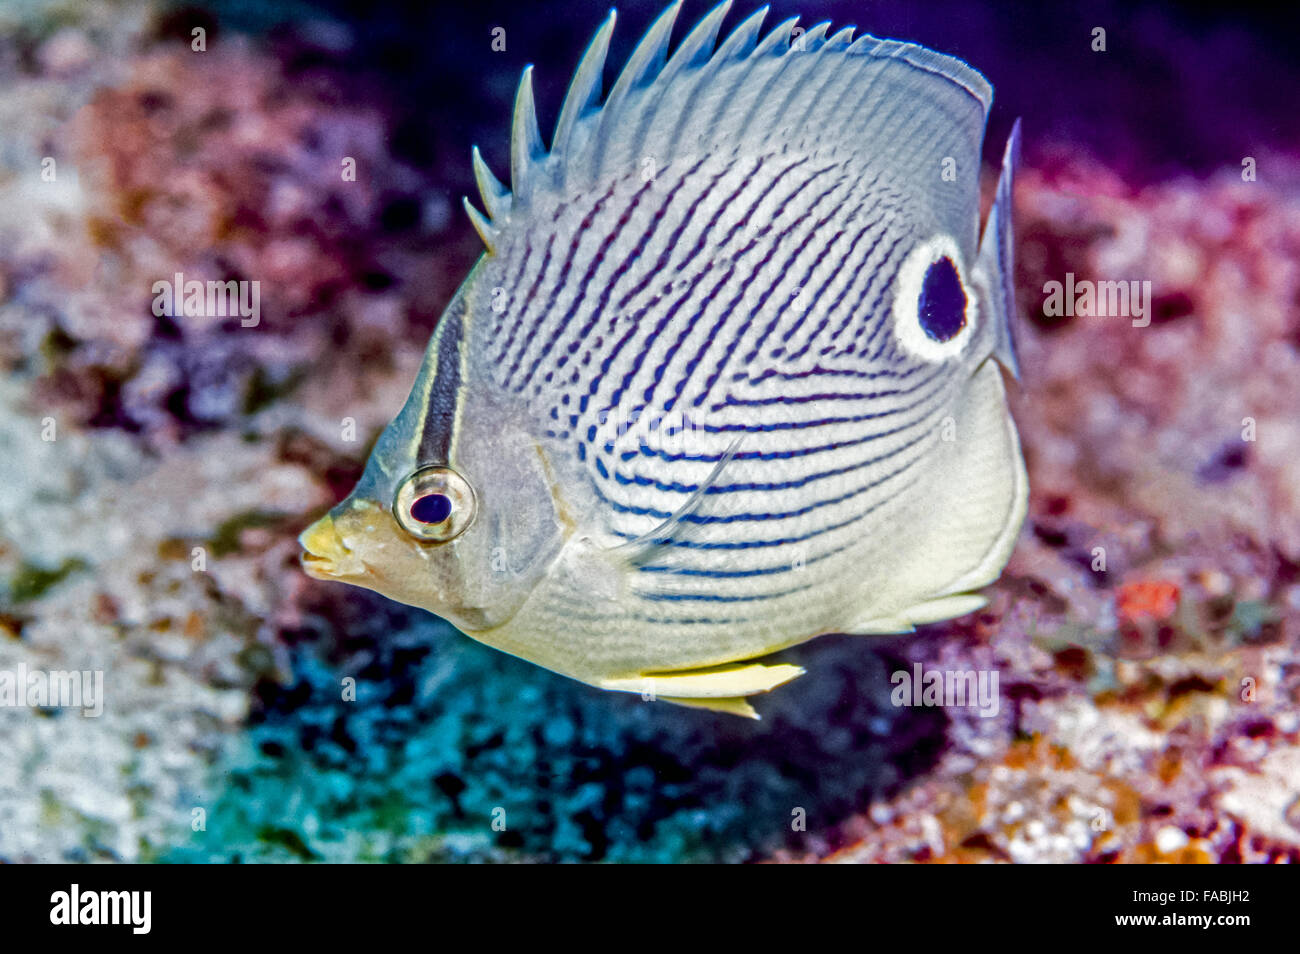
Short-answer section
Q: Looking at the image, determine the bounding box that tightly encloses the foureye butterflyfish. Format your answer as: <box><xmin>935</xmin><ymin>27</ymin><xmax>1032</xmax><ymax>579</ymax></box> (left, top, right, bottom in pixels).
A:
<box><xmin>301</xmin><ymin>1</ymin><xmax>1028</xmax><ymax>718</ymax></box>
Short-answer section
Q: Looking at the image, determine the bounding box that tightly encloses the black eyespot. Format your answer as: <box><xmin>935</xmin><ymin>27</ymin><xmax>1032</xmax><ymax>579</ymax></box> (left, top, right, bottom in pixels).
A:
<box><xmin>917</xmin><ymin>256</ymin><xmax>967</xmax><ymax>342</ymax></box>
<box><xmin>410</xmin><ymin>493</ymin><xmax>453</xmax><ymax>524</ymax></box>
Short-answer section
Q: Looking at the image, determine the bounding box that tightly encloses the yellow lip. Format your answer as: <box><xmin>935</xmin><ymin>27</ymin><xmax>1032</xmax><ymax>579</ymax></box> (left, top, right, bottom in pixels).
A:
<box><xmin>299</xmin><ymin>513</ymin><xmax>362</xmax><ymax>580</ymax></box>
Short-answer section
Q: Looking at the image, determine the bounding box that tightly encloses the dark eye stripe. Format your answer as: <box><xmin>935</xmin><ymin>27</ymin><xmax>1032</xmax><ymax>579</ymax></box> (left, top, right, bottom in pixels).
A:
<box><xmin>418</xmin><ymin>296</ymin><xmax>466</xmax><ymax>462</ymax></box>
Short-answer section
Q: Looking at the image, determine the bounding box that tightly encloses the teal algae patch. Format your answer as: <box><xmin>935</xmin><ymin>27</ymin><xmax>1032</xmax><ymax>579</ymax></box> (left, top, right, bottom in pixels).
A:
<box><xmin>158</xmin><ymin>594</ymin><xmax>947</xmax><ymax>863</ymax></box>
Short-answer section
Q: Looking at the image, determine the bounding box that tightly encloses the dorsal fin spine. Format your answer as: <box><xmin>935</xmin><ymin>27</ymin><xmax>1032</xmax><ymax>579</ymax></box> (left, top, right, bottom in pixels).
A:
<box><xmin>751</xmin><ymin>16</ymin><xmax>798</xmax><ymax>58</ymax></box>
<box><xmin>826</xmin><ymin>25</ymin><xmax>856</xmax><ymax>51</ymax></box>
<box><xmin>510</xmin><ymin>66</ymin><xmax>545</xmax><ymax>201</ymax></box>
<box><xmin>712</xmin><ymin>6</ymin><xmax>767</xmax><ymax>61</ymax></box>
<box><xmin>462</xmin><ymin>197</ymin><xmax>499</xmax><ymax>253</ymax></box>
<box><xmin>552</xmin><ymin>10</ymin><xmax>617</xmax><ymax>160</ymax></box>
<box><xmin>471</xmin><ymin>146</ymin><xmax>512</xmax><ymax>223</ymax></box>
<box><xmin>657</xmin><ymin>0</ymin><xmax>732</xmax><ymax>84</ymax></box>
<box><xmin>604</xmin><ymin>1</ymin><xmax>682</xmax><ymax>111</ymax></box>
<box><xmin>793</xmin><ymin>21</ymin><xmax>831</xmax><ymax>54</ymax></box>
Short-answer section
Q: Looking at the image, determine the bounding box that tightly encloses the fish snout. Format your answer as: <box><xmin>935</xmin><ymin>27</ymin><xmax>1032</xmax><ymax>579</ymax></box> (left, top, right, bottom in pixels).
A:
<box><xmin>299</xmin><ymin>513</ymin><xmax>364</xmax><ymax>580</ymax></box>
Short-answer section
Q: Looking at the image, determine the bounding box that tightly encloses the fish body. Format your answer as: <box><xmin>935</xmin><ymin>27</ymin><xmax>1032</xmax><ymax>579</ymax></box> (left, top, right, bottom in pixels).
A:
<box><xmin>301</xmin><ymin>2</ymin><xmax>1028</xmax><ymax>717</ymax></box>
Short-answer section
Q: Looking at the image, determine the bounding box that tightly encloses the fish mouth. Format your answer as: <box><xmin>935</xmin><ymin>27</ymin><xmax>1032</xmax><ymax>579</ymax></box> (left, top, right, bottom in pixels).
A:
<box><xmin>299</xmin><ymin>513</ymin><xmax>365</xmax><ymax>580</ymax></box>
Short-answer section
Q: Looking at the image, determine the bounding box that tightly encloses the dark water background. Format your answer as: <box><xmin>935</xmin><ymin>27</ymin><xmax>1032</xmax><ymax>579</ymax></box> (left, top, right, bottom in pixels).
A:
<box><xmin>187</xmin><ymin>0</ymin><xmax>1300</xmax><ymax>187</ymax></box>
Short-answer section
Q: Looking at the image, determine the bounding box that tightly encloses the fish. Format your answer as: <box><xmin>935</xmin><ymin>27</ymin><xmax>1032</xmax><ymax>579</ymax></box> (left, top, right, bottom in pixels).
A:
<box><xmin>300</xmin><ymin>1</ymin><xmax>1029</xmax><ymax>719</ymax></box>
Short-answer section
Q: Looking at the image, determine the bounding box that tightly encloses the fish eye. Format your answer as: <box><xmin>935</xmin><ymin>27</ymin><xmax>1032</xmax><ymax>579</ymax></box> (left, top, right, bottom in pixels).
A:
<box><xmin>393</xmin><ymin>465</ymin><xmax>476</xmax><ymax>542</ymax></box>
<box><xmin>891</xmin><ymin>234</ymin><xmax>977</xmax><ymax>362</ymax></box>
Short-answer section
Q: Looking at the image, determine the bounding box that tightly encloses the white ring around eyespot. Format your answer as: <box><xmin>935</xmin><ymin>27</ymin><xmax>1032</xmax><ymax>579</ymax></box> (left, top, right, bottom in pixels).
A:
<box><xmin>890</xmin><ymin>234</ymin><xmax>978</xmax><ymax>363</ymax></box>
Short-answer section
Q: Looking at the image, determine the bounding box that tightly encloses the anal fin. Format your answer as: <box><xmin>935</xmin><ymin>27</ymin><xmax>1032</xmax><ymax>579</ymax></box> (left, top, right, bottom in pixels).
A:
<box><xmin>601</xmin><ymin>660</ymin><xmax>804</xmax><ymax>699</ymax></box>
<box><xmin>901</xmin><ymin>593</ymin><xmax>989</xmax><ymax>625</ymax></box>
<box><xmin>661</xmin><ymin>695</ymin><xmax>760</xmax><ymax>719</ymax></box>
<box><xmin>848</xmin><ymin>594</ymin><xmax>988</xmax><ymax>635</ymax></box>
<box><xmin>845</xmin><ymin>615</ymin><xmax>915</xmax><ymax>635</ymax></box>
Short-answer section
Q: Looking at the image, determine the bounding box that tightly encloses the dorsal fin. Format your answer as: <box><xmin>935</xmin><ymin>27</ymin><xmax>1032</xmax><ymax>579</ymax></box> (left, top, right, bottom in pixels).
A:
<box><xmin>463</xmin><ymin>2</ymin><xmax>993</xmax><ymax>253</ymax></box>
